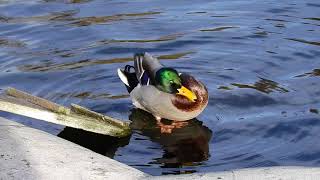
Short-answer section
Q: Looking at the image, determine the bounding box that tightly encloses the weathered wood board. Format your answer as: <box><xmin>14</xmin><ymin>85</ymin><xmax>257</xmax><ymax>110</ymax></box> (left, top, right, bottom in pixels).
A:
<box><xmin>0</xmin><ymin>87</ymin><xmax>131</xmax><ymax>137</ymax></box>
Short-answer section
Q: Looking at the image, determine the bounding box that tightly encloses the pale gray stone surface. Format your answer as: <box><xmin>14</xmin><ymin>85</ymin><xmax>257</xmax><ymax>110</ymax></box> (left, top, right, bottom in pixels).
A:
<box><xmin>0</xmin><ymin>117</ymin><xmax>147</xmax><ymax>180</ymax></box>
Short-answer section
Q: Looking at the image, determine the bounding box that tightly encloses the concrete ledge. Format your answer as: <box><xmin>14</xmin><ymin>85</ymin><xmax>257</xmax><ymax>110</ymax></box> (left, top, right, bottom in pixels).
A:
<box><xmin>1</xmin><ymin>117</ymin><xmax>320</xmax><ymax>180</ymax></box>
<box><xmin>151</xmin><ymin>166</ymin><xmax>320</xmax><ymax>180</ymax></box>
<box><xmin>0</xmin><ymin>117</ymin><xmax>147</xmax><ymax>180</ymax></box>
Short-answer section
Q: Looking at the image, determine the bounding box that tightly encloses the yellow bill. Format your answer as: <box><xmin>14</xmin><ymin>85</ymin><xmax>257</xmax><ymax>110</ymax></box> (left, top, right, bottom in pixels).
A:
<box><xmin>177</xmin><ymin>86</ymin><xmax>197</xmax><ymax>102</ymax></box>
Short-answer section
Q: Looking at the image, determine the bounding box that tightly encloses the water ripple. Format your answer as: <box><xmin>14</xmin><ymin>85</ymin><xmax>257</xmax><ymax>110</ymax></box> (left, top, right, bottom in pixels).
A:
<box><xmin>295</xmin><ymin>69</ymin><xmax>320</xmax><ymax>77</ymax></box>
<box><xmin>0</xmin><ymin>10</ymin><xmax>161</xmax><ymax>27</ymax></box>
<box><xmin>231</xmin><ymin>78</ymin><xmax>289</xmax><ymax>94</ymax></box>
<box><xmin>18</xmin><ymin>52</ymin><xmax>194</xmax><ymax>72</ymax></box>
<box><xmin>0</xmin><ymin>37</ymin><xmax>26</xmax><ymax>47</ymax></box>
<box><xmin>200</xmin><ymin>26</ymin><xmax>238</xmax><ymax>32</ymax></box>
<box><xmin>286</xmin><ymin>38</ymin><xmax>320</xmax><ymax>46</ymax></box>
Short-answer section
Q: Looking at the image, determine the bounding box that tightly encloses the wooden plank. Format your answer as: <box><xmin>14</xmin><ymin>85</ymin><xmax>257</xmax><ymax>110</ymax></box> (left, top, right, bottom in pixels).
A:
<box><xmin>0</xmin><ymin>88</ymin><xmax>131</xmax><ymax>137</ymax></box>
<box><xmin>6</xmin><ymin>87</ymin><xmax>70</xmax><ymax>114</ymax></box>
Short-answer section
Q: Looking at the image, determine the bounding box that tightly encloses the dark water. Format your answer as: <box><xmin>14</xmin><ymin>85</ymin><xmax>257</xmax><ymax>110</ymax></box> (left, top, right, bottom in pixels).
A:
<box><xmin>0</xmin><ymin>0</ymin><xmax>319</xmax><ymax>176</ymax></box>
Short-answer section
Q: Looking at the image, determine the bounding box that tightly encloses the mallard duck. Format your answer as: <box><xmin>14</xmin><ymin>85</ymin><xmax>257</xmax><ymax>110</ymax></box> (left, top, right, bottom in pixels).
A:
<box><xmin>117</xmin><ymin>52</ymin><xmax>208</xmax><ymax>123</ymax></box>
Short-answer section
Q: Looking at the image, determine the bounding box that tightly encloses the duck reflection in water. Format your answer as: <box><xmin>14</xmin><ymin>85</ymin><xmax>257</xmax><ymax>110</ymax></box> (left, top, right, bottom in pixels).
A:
<box><xmin>130</xmin><ymin>109</ymin><xmax>212</xmax><ymax>167</ymax></box>
<box><xmin>58</xmin><ymin>108</ymin><xmax>212</xmax><ymax>167</ymax></box>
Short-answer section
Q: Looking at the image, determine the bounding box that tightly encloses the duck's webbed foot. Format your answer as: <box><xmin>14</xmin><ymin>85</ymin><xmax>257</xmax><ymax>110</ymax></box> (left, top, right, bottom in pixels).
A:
<box><xmin>155</xmin><ymin>117</ymin><xmax>188</xmax><ymax>134</ymax></box>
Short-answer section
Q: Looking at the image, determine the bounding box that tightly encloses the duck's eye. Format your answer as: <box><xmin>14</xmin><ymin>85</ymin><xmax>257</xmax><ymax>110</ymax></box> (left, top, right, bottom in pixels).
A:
<box><xmin>169</xmin><ymin>80</ymin><xmax>174</xmax><ymax>84</ymax></box>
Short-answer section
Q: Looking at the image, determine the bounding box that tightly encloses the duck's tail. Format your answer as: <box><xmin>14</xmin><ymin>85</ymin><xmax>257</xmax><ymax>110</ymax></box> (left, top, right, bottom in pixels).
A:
<box><xmin>117</xmin><ymin>65</ymin><xmax>139</xmax><ymax>93</ymax></box>
<box><xmin>118</xmin><ymin>53</ymin><xmax>154</xmax><ymax>93</ymax></box>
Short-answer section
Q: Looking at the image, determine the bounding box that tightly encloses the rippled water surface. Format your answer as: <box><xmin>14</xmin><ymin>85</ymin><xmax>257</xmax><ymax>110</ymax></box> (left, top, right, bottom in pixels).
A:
<box><xmin>0</xmin><ymin>0</ymin><xmax>319</xmax><ymax>176</ymax></box>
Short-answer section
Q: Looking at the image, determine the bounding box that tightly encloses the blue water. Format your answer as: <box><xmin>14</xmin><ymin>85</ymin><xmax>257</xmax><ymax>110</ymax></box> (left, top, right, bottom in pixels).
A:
<box><xmin>0</xmin><ymin>0</ymin><xmax>319</xmax><ymax>175</ymax></box>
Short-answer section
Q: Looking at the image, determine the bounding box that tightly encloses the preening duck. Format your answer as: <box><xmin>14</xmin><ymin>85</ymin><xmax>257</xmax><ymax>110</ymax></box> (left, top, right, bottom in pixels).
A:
<box><xmin>117</xmin><ymin>52</ymin><xmax>208</xmax><ymax>122</ymax></box>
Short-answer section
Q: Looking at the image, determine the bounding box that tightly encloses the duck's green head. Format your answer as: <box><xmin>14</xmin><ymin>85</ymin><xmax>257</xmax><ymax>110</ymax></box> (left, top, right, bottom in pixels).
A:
<box><xmin>155</xmin><ymin>68</ymin><xmax>197</xmax><ymax>102</ymax></box>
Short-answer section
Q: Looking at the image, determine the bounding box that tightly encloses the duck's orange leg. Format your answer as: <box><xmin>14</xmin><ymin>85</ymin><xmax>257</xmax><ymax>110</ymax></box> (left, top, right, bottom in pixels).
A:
<box><xmin>155</xmin><ymin>117</ymin><xmax>188</xmax><ymax>134</ymax></box>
